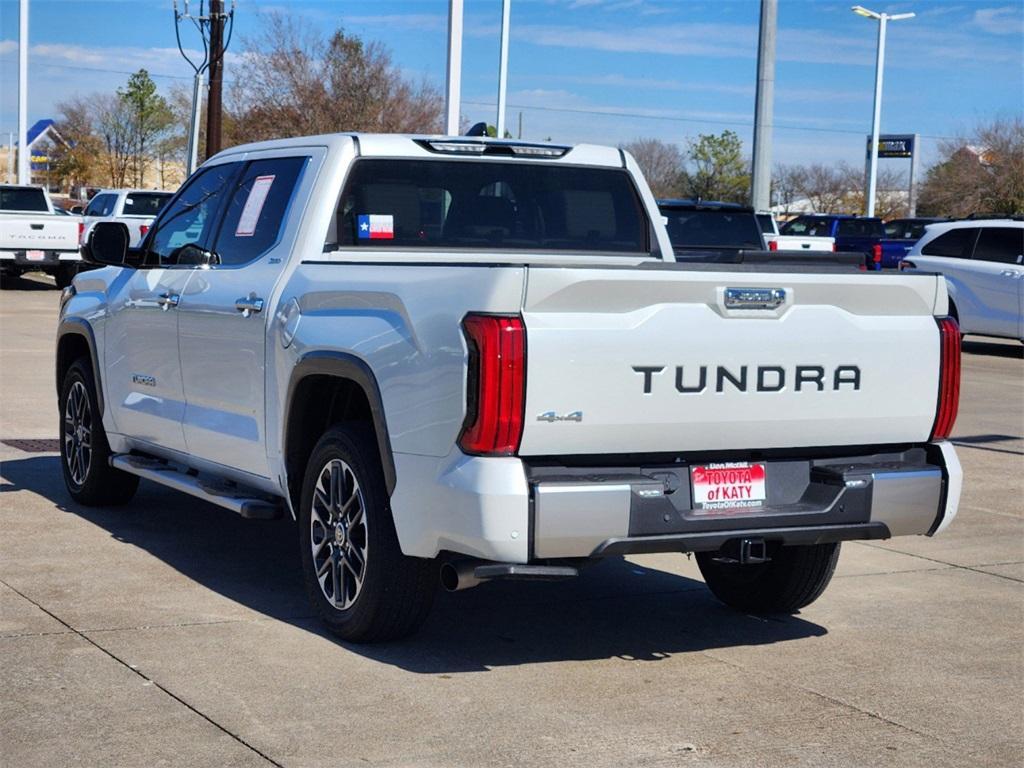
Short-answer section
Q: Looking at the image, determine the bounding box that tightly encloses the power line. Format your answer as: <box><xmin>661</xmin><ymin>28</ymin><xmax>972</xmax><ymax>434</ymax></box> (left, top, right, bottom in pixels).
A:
<box><xmin>462</xmin><ymin>99</ymin><xmax>960</xmax><ymax>142</ymax></box>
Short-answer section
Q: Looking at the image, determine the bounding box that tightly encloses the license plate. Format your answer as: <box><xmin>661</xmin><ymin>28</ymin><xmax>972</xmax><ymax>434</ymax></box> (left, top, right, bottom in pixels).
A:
<box><xmin>25</xmin><ymin>250</ymin><xmax>45</xmax><ymax>261</ymax></box>
<box><xmin>691</xmin><ymin>462</ymin><xmax>767</xmax><ymax>511</ymax></box>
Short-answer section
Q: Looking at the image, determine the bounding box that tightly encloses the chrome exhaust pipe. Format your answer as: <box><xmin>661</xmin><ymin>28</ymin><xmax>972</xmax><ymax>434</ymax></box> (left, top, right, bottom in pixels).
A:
<box><xmin>440</xmin><ymin>560</ymin><xmax>484</xmax><ymax>592</ymax></box>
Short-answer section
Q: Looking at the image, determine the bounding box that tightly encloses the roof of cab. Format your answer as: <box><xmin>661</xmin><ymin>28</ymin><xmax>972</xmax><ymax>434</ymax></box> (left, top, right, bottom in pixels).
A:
<box><xmin>209</xmin><ymin>133</ymin><xmax>626</xmax><ymax>168</ymax></box>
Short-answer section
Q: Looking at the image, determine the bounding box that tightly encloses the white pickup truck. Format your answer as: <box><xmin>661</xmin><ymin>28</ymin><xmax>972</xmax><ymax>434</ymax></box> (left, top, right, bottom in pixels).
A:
<box><xmin>80</xmin><ymin>188</ymin><xmax>173</xmax><ymax>248</ymax></box>
<box><xmin>59</xmin><ymin>134</ymin><xmax>963</xmax><ymax>642</ymax></box>
<box><xmin>1</xmin><ymin>184</ymin><xmax>82</xmax><ymax>288</ymax></box>
<box><xmin>770</xmin><ymin>214</ymin><xmax>836</xmax><ymax>252</ymax></box>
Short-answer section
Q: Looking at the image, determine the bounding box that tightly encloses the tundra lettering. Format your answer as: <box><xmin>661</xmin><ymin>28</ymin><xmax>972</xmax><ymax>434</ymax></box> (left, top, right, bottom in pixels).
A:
<box><xmin>636</xmin><ymin>364</ymin><xmax>863</xmax><ymax>393</ymax></box>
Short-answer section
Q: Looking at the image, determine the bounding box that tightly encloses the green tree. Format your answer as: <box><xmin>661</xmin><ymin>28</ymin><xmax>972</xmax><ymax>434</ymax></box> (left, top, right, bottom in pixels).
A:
<box><xmin>683</xmin><ymin>130</ymin><xmax>750</xmax><ymax>204</ymax></box>
<box><xmin>118</xmin><ymin>69</ymin><xmax>173</xmax><ymax>187</ymax></box>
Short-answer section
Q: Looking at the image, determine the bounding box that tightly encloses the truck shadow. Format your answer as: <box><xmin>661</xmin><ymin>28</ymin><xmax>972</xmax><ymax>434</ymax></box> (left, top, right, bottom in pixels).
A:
<box><xmin>1</xmin><ymin>455</ymin><xmax>827</xmax><ymax>673</ymax></box>
<box><xmin>961</xmin><ymin>337</ymin><xmax>1023</xmax><ymax>359</ymax></box>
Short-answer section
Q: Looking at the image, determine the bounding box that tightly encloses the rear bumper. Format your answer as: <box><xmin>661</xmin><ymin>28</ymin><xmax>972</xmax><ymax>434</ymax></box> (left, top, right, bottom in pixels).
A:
<box><xmin>0</xmin><ymin>249</ymin><xmax>81</xmax><ymax>266</ymax></box>
<box><xmin>391</xmin><ymin>442</ymin><xmax>961</xmax><ymax>562</ymax></box>
<box><xmin>529</xmin><ymin>442</ymin><xmax>961</xmax><ymax>559</ymax></box>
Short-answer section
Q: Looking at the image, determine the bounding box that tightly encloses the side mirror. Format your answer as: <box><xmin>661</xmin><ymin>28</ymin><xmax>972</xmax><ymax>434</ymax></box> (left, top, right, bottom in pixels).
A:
<box><xmin>83</xmin><ymin>221</ymin><xmax>131</xmax><ymax>267</ymax></box>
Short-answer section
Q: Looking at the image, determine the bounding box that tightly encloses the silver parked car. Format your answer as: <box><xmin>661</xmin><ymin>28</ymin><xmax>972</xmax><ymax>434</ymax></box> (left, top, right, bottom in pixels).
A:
<box><xmin>901</xmin><ymin>219</ymin><xmax>1023</xmax><ymax>341</ymax></box>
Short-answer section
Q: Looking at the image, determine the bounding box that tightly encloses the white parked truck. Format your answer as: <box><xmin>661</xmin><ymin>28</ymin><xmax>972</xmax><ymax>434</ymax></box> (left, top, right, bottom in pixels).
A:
<box><xmin>58</xmin><ymin>134</ymin><xmax>964</xmax><ymax>641</ymax></box>
<box><xmin>1</xmin><ymin>185</ymin><xmax>82</xmax><ymax>288</ymax></box>
<box><xmin>80</xmin><ymin>189</ymin><xmax>174</xmax><ymax>248</ymax></box>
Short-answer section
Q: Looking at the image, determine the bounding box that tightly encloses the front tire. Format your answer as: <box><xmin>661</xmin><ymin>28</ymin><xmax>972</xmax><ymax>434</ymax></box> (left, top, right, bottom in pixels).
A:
<box><xmin>696</xmin><ymin>542</ymin><xmax>840</xmax><ymax>614</ymax></box>
<box><xmin>298</xmin><ymin>426</ymin><xmax>436</xmax><ymax>642</ymax></box>
<box><xmin>59</xmin><ymin>359</ymin><xmax>139</xmax><ymax>505</ymax></box>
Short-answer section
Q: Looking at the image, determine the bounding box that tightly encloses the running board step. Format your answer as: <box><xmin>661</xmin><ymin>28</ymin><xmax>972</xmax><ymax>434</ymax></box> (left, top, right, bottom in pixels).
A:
<box><xmin>110</xmin><ymin>454</ymin><xmax>284</xmax><ymax>520</ymax></box>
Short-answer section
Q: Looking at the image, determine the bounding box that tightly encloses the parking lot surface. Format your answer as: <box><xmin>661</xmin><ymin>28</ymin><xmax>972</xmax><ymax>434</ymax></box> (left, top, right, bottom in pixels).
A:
<box><xmin>1</xmin><ymin>274</ymin><xmax>1022</xmax><ymax>768</ymax></box>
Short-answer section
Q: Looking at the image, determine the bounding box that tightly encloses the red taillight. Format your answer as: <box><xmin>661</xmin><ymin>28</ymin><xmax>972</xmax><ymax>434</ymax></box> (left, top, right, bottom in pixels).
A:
<box><xmin>140</xmin><ymin>224</ymin><xmax>150</xmax><ymax>238</ymax></box>
<box><xmin>459</xmin><ymin>314</ymin><xmax>525</xmax><ymax>456</ymax></box>
<box><xmin>872</xmin><ymin>244</ymin><xmax>882</xmax><ymax>267</ymax></box>
<box><xmin>768</xmin><ymin>239</ymin><xmax>778</xmax><ymax>251</ymax></box>
<box><xmin>930</xmin><ymin>317</ymin><xmax>961</xmax><ymax>440</ymax></box>
<box><xmin>832</xmin><ymin>242</ymin><xmax>838</xmax><ymax>252</ymax></box>
<box><xmin>77</xmin><ymin>221</ymin><xmax>85</xmax><ymax>244</ymax></box>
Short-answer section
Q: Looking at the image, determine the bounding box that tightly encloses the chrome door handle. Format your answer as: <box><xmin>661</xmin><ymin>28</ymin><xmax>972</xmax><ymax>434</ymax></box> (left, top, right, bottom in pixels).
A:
<box><xmin>235</xmin><ymin>294</ymin><xmax>265</xmax><ymax>317</ymax></box>
<box><xmin>157</xmin><ymin>292</ymin><xmax>180</xmax><ymax>310</ymax></box>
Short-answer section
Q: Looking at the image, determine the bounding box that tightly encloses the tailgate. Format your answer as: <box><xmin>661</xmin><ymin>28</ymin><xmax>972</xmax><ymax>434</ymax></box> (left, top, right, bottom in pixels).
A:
<box><xmin>518</xmin><ymin>267</ymin><xmax>942</xmax><ymax>456</ymax></box>
<box><xmin>0</xmin><ymin>217</ymin><xmax>79</xmax><ymax>251</ymax></box>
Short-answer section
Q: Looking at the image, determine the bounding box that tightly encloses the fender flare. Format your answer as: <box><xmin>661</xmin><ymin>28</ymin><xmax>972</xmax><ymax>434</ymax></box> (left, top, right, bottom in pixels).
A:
<box><xmin>56</xmin><ymin>318</ymin><xmax>104</xmax><ymax>415</ymax></box>
<box><xmin>283</xmin><ymin>351</ymin><xmax>397</xmax><ymax>495</ymax></box>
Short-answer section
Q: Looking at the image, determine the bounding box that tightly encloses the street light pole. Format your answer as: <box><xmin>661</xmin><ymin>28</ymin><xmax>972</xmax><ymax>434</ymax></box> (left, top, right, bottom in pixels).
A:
<box><xmin>852</xmin><ymin>5</ymin><xmax>914</xmax><ymax>218</ymax></box>
<box><xmin>17</xmin><ymin>0</ymin><xmax>29</xmax><ymax>185</ymax></box>
<box><xmin>445</xmin><ymin>0</ymin><xmax>464</xmax><ymax>136</ymax></box>
<box><xmin>496</xmin><ymin>0</ymin><xmax>511</xmax><ymax>138</ymax></box>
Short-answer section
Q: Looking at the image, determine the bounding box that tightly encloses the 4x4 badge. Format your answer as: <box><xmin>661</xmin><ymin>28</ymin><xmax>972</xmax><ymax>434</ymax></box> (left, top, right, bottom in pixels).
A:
<box><xmin>537</xmin><ymin>410</ymin><xmax>583</xmax><ymax>423</ymax></box>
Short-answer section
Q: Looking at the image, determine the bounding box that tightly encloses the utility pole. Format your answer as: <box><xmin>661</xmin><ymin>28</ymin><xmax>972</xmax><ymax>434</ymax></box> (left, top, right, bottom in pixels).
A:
<box><xmin>173</xmin><ymin>0</ymin><xmax>235</xmax><ymax>176</ymax></box>
<box><xmin>750</xmin><ymin>0</ymin><xmax>776</xmax><ymax>211</ymax></box>
<box><xmin>206</xmin><ymin>0</ymin><xmax>226</xmax><ymax>157</ymax></box>
<box><xmin>496</xmin><ymin>0</ymin><xmax>511</xmax><ymax>138</ymax></box>
<box><xmin>445</xmin><ymin>0</ymin><xmax>464</xmax><ymax>136</ymax></box>
<box><xmin>18</xmin><ymin>0</ymin><xmax>29</xmax><ymax>185</ymax></box>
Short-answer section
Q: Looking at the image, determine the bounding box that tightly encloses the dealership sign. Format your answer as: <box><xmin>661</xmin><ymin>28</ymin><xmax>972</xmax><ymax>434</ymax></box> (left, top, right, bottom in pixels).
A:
<box><xmin>866</xmin><ymin>134</ymin><xmax>915</xmax><ymax>158</ymax></box>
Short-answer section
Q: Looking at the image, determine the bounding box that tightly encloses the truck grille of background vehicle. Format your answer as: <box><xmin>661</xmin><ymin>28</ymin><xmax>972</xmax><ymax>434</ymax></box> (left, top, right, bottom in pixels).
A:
<box><xmin>459</xmin><ymin>314</ymin><xmax>526</xmax><ymax>456</ymax></box>
<box><xmin>930</xmin><ymin>316</ymin><xmax>961</xmax><ymax>441</ymax></box>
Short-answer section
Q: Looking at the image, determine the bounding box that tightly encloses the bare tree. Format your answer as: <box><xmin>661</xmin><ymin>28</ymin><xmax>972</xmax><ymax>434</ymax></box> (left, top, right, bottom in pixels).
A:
<box><xmin>94</xmin><ymin>94</ymin><xmax>133</xmax><ymax>188</ymax></box>
<box><xmin>771</xmin><ymin>164</ymin><xmax>805</xmax><ymax>214</ymax></box>
<box><xmin>226</xmin><ymin>14</ymin><xmax>443</xmax><ymax>146</ymax></box>
<box><xmin>621</xmin><ymin>138</ymin><xmax>684</xmax><ymax>198</ymax></box>
<box><xmin>52</xmin><ymin>97</ymin><xmax>105</xmax><ymax>193</ymax></box>
<box><xmin>918</xmin><ymin>117</ymin><xmax>1024</xmax><ymax>217</ymax></box>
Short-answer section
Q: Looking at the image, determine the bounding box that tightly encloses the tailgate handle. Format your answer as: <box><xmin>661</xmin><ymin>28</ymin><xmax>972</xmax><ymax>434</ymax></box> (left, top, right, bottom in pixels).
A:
<box><xmin>725</xmin><ymin>287</ymin><xmax>786</xmax><ymax>310</ymax></box>
<box><xmin>30</xmin><ymin>223</ymin><xmax>44</xmax><ymax>230</ymax></box>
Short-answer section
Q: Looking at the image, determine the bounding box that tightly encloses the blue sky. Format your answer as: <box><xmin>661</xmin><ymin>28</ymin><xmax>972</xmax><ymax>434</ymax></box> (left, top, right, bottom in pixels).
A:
<box><xmin>1</xmin><ymin>0</ymin><xmax>1021</xmax><ymax>168</ymax></box>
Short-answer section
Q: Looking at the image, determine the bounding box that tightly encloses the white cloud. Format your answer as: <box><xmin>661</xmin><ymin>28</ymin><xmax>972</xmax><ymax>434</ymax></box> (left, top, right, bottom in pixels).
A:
<box><xmin>972</xmin><ymin>6</ymin><xmax>1024</xmax><ymax>35</ymax></box>
<box><xmin>0</xmin><ymin>40</ymin><xmax>17</xmax><ymax>56</ymax></box>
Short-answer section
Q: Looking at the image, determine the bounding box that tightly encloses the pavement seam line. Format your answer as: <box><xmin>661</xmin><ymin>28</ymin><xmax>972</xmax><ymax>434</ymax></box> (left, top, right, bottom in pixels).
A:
<box><xmin>0</xmin><ymin>577</ymin><xmax>284</xmax><ymax>768</ymax></box>
<box><xmin>697</xmin><ymin>650</ymin><xmax>941</xmax><ymax>743</ymax></box>
<box><xmin>856</xmin><ymin>543</ymin><xmax>1024</xmax><ymax>584</ymax></box>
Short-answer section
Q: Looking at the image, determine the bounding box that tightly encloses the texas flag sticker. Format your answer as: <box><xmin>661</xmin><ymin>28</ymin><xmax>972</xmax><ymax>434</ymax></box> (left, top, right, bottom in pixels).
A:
<box><xmin>357</xmin><ymin>214</ymin><xmax>394</xmax><ymax>240</ymax></box>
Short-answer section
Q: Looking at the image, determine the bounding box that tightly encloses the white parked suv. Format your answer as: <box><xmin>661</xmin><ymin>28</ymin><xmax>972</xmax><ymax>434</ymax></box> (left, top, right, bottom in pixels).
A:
<box><xmin>59</xmin><ymin>133</ymin><xmax>963</xmax><ymax>641</ymax></box>
<box><xmin>81</xmin><ymin>189</ymin><xmax>174</xmax><ymax>248</ymax></box>
<box><xmin>901</xmin><ymin>219</ymin><xmax>1023</xmax><ymax>341</ymax></box>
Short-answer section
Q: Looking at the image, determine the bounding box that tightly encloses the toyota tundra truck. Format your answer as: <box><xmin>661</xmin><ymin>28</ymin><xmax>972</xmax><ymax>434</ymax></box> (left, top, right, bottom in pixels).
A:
<box><xmin>1</xmin><ymin>184</ymin><xmax>82</xmax><ymax>287</ymax></box>
<box><xmin>57</xmin><ymin>134</ymin><xmax>963</xmax><ymax>642</ymax></box>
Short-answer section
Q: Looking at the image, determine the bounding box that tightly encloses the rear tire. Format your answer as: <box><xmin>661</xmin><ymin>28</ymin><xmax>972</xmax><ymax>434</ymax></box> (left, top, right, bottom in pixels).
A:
<box><xmin>59</xmin><ymin>358</ymin><xmax>139</xmax><ymax>506</ymax></box>
<box><xmin>696</xmin><ymin>542</ymin><xmax>840</xmax><ymax>614</ymax></box>
<box><xmin>298</xmin><ymin>425</ymin><xmax>436</xmax><ymax>642</ymax></box>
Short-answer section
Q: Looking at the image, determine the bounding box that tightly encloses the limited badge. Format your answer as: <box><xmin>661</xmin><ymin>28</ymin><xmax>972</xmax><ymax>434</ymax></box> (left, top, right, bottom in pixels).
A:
<box><xmin>357</xmin><ymin>214</ymin><xmax>394</xmax><ymax>240</ymax></box>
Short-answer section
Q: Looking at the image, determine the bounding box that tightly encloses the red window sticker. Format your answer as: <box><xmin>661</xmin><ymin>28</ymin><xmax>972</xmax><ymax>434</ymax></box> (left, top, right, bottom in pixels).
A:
<box><xmin>235</xmin><ymin>175</ymin><xmax>275</xmax><ymax>237</ymax></box>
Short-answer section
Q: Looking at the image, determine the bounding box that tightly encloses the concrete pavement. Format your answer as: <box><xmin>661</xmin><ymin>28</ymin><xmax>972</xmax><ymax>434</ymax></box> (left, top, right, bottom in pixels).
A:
<box><xmin>1</xmin><ymin>274</ymin><xmax>1022</xmax><ymax>767</ymax></box>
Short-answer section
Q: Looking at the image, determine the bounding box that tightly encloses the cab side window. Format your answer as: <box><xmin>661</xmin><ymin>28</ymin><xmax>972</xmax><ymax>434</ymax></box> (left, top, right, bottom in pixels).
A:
<box><xmin>922</xmin><ymin>228</ymin><xmax>978</xmax><ymax>259</ymax></box>
<box><xmin>972</xmin><ymin>227</ymin><xmax>1023</xmax><ymax>264</ymax></box>
<box><xmin>212</xmin><ymin>156</ymin><xmax>308</xmax><ymax>267</ymax></box>
<box><xmin>84</xmin><ymin>194</ymin><xmax>112</xmax><ymax>217</ymax></box>
<box><xmin>146</xmin><ymin>163</ymin><xmax>240</xmax><ymax>266</ymax></box>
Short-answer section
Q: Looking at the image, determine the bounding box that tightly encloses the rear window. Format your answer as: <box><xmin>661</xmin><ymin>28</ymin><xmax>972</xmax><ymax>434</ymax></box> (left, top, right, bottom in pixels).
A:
<box><xmin>972</xmin><ymin>227</ymin><xmax>1023</xmax><ymax>264</ymax></box>
<box><xmin>335</xmin><ymin>160</ymin><xmax>649</xmax><ymax>254</ymax></box>
<box><xmin>662</xmin><ymin>209</ymin><xmax>764</xmax><ymax>250</ymax></box>
<box><xmin>922</xmin><ymin>228</ymin><xmax>979</xmax><ymax>259</ymax></box>
<box><xmin>123</xmin><ymin>193</ymin><xmax>172</xmax><ymax>217</ymax></box>
<box><xmin>780</xmin><ymin>216</ymin><xmax>832</xmax><ymax>238</ymax></box>
<box><xmin>0</xmin><ymin>187</ymin><xmax>48</xmax><ymax>212</ymax></box>
<box><xmin>836</xmin><ymin>218</ymin><xmax>884</xmax><ymax>238</ymax></box>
